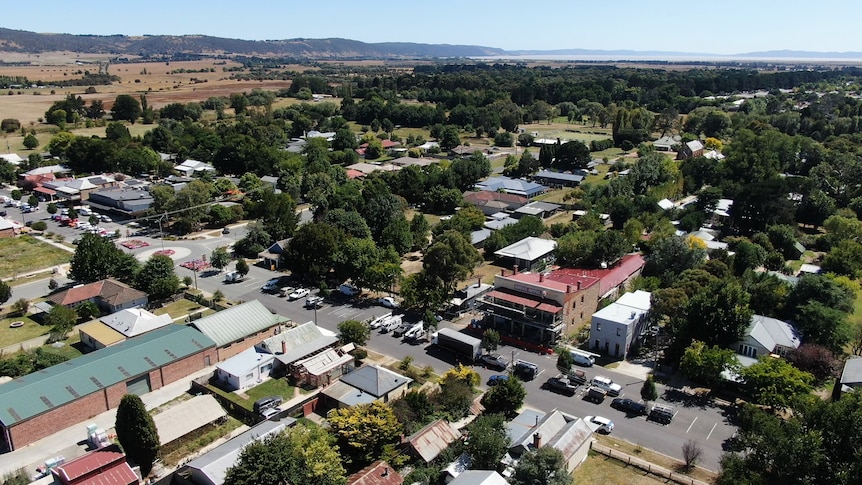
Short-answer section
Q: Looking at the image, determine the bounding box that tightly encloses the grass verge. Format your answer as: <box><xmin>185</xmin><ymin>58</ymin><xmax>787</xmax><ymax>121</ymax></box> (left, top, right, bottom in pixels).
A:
<box><xmin>594</xmin><ymin>435</ymin><xmax>717</xmax><ymax>483</ymax></box>
<box><xmin>573</xmin><ymin>450</ymin><xmax>669</xmax><ymax>485</ymax></box>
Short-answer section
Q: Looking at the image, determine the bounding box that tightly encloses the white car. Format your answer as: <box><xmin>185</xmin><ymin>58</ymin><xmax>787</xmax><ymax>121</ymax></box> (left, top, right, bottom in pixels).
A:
<box><xmin>368</xmin><ymin>313</ymin><xmax>393</xmax><ymax>329</ymax></box>
<box><xmin>584</xmin><ymin>415</ymin><xmax>615</xmax><ymax>434</ymax></box>
<box><xmin>379</xmin><ymin>296</ymin><xmax>399</xmax><ymax>309</ymax></box>
<box><xmin>591</xmin><ymin>375</ymin><xmax>622</xmax><ymax>396</ymax></box>
<box><xmin>288</xmin><ymin>288</ymin><xmax>310</xmax><ymax>300</ymax></box>
<box><xmin>100</xmin><ymin>215</ymin><xmax>113</xmax><ymax>223</ymax></box>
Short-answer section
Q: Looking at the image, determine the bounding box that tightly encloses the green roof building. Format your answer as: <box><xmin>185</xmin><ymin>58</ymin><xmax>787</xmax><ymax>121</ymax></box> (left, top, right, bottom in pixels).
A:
<box><xmin>0</xmin><ymin>324</ymin><xmax>217</xmax><ymax>451</ymax></box>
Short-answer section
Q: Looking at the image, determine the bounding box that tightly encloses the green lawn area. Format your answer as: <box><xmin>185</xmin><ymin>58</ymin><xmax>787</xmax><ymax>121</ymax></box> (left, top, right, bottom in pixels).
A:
<box><xmin>0</xmin><ymin>235</ymin><xmax>72</xmax><ymax>279</ymax></box>
<box><xmin>0</xmin><ymin>315</ymin><xmax>47</xmax><ymax>348</ymax></box>
<box><xmin>207</xmin><ymin>377</ymin><xmax>296</xmax><ymax>411</ymax></box>
<box><xmin>154</xmin><ymin>299</ymin><xmax>208</xmax><ymax>319</ymax></box>
<box><xmin>573</xmin><ymin>451</ymin><xmax>669</xmax><ymax>485</ymax></box>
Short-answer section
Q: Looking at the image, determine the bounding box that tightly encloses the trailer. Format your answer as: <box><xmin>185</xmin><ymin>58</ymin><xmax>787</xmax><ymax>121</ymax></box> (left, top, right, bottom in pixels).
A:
<box><xmin>434</xmin><ymin>327</ymin><xmax>482</xmax><ymax>362</ymax></box>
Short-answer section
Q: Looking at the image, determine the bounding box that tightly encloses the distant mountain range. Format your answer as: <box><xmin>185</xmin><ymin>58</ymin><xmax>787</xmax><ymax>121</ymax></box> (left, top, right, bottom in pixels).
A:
<box><xmin>0</xmin><ymin>27</ymin><xmax>859</xmax><ymax>60</ymax></box>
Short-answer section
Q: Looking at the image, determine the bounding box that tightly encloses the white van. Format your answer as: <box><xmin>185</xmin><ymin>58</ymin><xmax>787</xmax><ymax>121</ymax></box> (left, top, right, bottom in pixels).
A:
<box><xmin>380</xmin><ymin>315</ymin><xmax>403</xmax><ymax>333</ymax></box>
<box><xmin>570</xmin><ymin>349</ymin><xmax>595</xmax><ymax>367</ymax></box>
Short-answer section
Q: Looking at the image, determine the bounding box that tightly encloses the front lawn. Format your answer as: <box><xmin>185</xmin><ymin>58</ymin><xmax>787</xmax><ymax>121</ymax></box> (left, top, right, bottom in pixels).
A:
<box><xmin>0</xmin><ymin>235</ymin><xmax>72</xmax><ymax>279</ymax></box>
<box><xmin>0</xmin><ymin>315</ymin><xmax>47</xmax><ymax>348</ymax></box>
<box><xmin>207</xmin><ymin>377</ymin><xmax>296</xmax><ymax>411</ymax></box>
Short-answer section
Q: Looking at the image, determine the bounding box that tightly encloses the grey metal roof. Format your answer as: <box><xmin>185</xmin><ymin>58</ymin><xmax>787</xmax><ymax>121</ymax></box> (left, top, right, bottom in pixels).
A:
<box><xmin>183</xmin><ymin>418</ymin><xmax>295</xmax><ymax>485</ymax></box>
<box><xmin>746</xmin><ymin>315</ymin><xmax>800</xmax><ymax>353</ymax></box>
<box><xmin>534</xmin><ymin>170</ymin><xmax>584</xmax><ymax>183</ymax></box>
<box><xmin>840</xmin><ymin>358</ymin><xmax>862</xmax><ymax>385</ymax></box>
<box><xmin>192</xmin><ymin>300</ymin><xmax>289</xmax><ymax>347</ymax></box>
<box><xmin>449</xmin><ymin>471</ymin><xmax>508</xmax><ymax>485</ymax></box>
<box><xmin>0</xmin><ymin>325</ymin><xmax>215</xmax><ymax>426</ymax></box>
<box><xmin>339</xmin><ymin>365</ymin><xmax>411</xmax><ymax>398</ymax></box>
<box><xmin>321</xmin><ymin>380</ymin><xmax>377</xmax><ymax>407</ymax></box>
<box><xmin>259</xmin><ymin>321</ymin><xmax>338</xmax><ymax>365</ymax></box>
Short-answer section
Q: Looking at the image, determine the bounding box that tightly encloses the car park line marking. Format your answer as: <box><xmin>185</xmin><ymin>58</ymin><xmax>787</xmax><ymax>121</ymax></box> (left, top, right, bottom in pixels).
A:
<box><xmin>707</xmin><ymin>422</ymin><xmax>717</xmax><ymax>440</ymax></box>
<box><xmin>686</xmin><ymin>416</ymin><xmax>698</xmax><ymax>433</ymax></box>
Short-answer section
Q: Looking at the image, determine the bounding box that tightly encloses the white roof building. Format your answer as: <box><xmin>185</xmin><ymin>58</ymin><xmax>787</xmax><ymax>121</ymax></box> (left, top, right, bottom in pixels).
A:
<box><xmin>0</xmin><ymin>154</ymin><xmax>24</xmax><ymax>165</ymax></box>
<box><xmin>590</xmin><ymin>290</ymin><xmax>651</xmax><ymax>359</ymax></box>
<box><xmin>99</xmin><ymin>308</ymin><xmax>172</xmax><ymax>338</ymax></box>
<box><xmin>494</xmin><ymin>237</ymin><xmax>557</xmax><ymax>270</ymax></box>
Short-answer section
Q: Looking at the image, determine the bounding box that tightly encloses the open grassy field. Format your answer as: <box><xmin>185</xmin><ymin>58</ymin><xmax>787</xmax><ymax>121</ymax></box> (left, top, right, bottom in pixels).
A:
<box><xmin>0</xmin><ymin>235</ymin><xmax>72</xmax><ymax>280</ymax></box>
<box><xmin>153</xmin><ymin>298</ymin><xmax>209</xmax><ymax>320</ymax></box>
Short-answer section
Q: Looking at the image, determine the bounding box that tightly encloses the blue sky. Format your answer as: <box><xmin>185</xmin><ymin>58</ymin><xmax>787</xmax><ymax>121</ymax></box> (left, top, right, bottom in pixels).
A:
<box><xmin>2</xmin><ymin>0</ymin><xmax>860</xmax><ymax>54</ymax></box>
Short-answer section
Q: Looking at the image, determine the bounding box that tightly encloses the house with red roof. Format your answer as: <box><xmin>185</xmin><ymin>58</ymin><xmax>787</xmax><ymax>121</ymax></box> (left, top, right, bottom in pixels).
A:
<box><xmin>348</xmin><ymin>460</ymin><xmax>403</xmax><ymax>485</ymax></box>
<box><xmin>51</xmin><ymin>444</ymin><xmax>139</xmax><ymax>485</ymax></box>
<box><xmin>555</xmin><ymin>253</ymin><xmax>646</xmax><ymax>300</ymax></box>
<box><xmin>48</xmin><ymin>278</ymin><xmax>148</xmax><ymax>313</ymax></box>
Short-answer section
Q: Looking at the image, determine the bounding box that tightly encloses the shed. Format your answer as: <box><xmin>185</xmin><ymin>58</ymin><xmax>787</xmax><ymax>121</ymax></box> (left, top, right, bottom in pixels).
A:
<box><xmin>215</xmin><ymin>347</ymin><xmax>276</xmax><ymax>391</ymax></box>
<box><xmin>51</xmin><ymin>444</ymin><xmax>137</xmax><ymax>485</ymax></box>
<box><xmin>153</xmin><ymin>394</ymin><xmax>227</xmax><ymax>446</ymax></box>
<box><xmin>404</xmin><ymin>419</ymin><xmax>462</xmax><ymax>463</ymax></box>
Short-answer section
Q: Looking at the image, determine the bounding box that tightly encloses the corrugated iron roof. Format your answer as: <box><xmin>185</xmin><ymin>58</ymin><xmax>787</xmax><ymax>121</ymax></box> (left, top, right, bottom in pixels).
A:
<box><xmin>407</xmin><ymin>419</ymin><xmax>461</xmax><ymax>463</ymax></box>
<box><xmin>0</xmin><ymin>325</ymin><xmax>215</xmax><ymax>426</ymax></box>
<box><xmin>191</xmin><ymin>300</ymin><xmax>288</xmax><ymax>347</ymax></box>
<box><xmin>153</xmin><ymin>395</ymin><xmax>226</xmax><ymax>445</ymax></box>
<box><xmin>348</xmin><ymin>460</ymin><xmax>404</xmax><ymax>485</ymax></box>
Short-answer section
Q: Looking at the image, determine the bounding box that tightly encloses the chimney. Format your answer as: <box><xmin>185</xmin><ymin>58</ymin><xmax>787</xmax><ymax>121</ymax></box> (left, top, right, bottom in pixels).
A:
<box><xmin>501</xmin><ymin>269</ymin><xmax>506</xmax><ymax>276</ymax></box>
<box><xmin>630</xmin><ymin>311</ymin><xmax>636</xmax><ymax>319</ymax></box>
<box><xmin>533</xmin><ymin>432</ymin><xmax>542</xmax><ymax>449</ymax></box>
<box><xmin>577</xmin><ymin>281</ymin><xmax>581</xmax><ymax>290</ymax></box>
<box><xmin>539</xmin><ymin>273</ymin><xmax>544</xmax><ymax>282</ymax></box>
<box><xmin>281</xmin><ymin>340</ymin><xmax>287</xmax><ymax>354</ymax></box>
<box><xmin>476</xmin><ymin>276</ymin><xmax>481</xmax><ymax>288</ymax></box>
<box><xmin>567</xmin><ymin>285</ymin><xmax>572</xmax><ymax>293</ymax></box>
<box><xmin>513</xmin><ymin>265</ymin><xmax>519</xmax><ymax>275</ymax></box>
<box><xmin>382</xmin><ymin>467</ymin><xmax>389</xmax><ymax>477</ymax></box>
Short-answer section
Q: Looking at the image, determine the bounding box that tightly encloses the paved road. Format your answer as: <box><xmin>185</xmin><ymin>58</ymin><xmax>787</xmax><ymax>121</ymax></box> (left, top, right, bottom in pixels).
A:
<box><xmin>237</xmin><ymin>289</ymin><xmax>737</xmax><ymax>471</ymax></box>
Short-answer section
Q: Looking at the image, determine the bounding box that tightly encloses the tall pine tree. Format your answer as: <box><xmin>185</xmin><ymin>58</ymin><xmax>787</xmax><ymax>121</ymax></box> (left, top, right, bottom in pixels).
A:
<box><xmin>115</xmin><ymin>394</ymin><xmax>160</xmax><ymax>477</ymax></box>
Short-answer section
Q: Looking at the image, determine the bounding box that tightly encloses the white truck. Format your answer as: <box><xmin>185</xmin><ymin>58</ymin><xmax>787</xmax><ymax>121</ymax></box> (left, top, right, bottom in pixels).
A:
<box><xmin>223</xmin><ymin>271</ymin><xmax>242</xmax><ymax>283</ymax></box>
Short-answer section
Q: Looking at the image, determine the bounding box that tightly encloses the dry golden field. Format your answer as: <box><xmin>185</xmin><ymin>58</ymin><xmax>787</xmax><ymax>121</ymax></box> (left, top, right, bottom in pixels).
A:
<box><xmin>0</xmin><ymin>54</ymin><xmax>305</xmax><ymax>124</ymax></box>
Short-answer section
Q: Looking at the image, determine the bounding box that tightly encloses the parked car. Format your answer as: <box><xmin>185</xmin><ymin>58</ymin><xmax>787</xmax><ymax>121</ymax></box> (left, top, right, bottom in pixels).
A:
<box><xmin>368</xmin><ymin>313</ymin><xmax>393</xmax><ymax>330</ymax></box>
<box><xmin>487</xmin><ymin>375</ymin><xmax>509</xmax><ymax>386</ymax></box>
<box><xmin>379</xmin><ymin>315</ymin><xmax>403</xmax><ymax>333</ymax></box>
<box><xmin>513</xmin><ymin>360</ymin><xmax>539</xmax><ymax>381</ymax></box>
<box><xmin>378</xmin><ymin>296</ymin><xmax>399</xmax><ymax>308</ymax></box>
<box><xmin>479</xmin><ymin>353</ymin><xmax>509</xmax><ymax>370</ymax></box>
<box><xmin>222</xmin><ymin>227</ymin><xmax>230</xmax><ymax>234</ymax></box>
<box><xmin>261</xmin><ymin>278</ymin><xmax>282</xmax><ymax>293</ymax></box>
<box><xmin>99</xmin><ymin>215</ymin><xmax>113</xmax><ymax>223</ymax></box>
<box><xmin>544</xmin><ymin>374</ymin><xmax>578</xmax><ymax>396</ymax></box>
<box><xmin>305</xmin><ymin>296</ymin><xmax>324</xmax><ymax>309</ymax></box>
<box><xmin>585</xmin><ymin>386</ymin><xmax>608</xmax><ymax>403</ymax></box>
<box><xmin>392</xmin><ymin>323</ymin><xmax>413</xmax><ymax>337</ymax></box>
<box><xmin>288</xmin><ymin>288</ymin><xmax>310</xmax><ymax>300</ymax></box>
<box><xmin>648</xmin><ymin>404</ymin><xmax>675</xmax><ymax>424</ymax></box>
<box><xmin>611</xmin><ymin>398</ymin><xmax>648</xmax><ymax>416</ymax></box>
<box><xmin>584</xmin><ymin>415</ymin><xmax>615</xmax><ymax>434</ymax></box>
<box><xmin>253</xmin><ymin>396</ymin><xmax>283</xmax><ymax>415</ymax></box>
<box><xmin>338</xmin><ymin>283</ymin><xmax>360</xmax><ymax>296</ymax></box>
<box><xmin>591</xmin><ymin>375</ymin><xmax>622</xmax><ymax>396</ymax></box>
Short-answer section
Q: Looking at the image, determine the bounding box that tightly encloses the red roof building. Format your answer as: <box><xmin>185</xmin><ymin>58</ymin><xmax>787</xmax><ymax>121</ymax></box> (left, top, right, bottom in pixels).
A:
<box><xmin>348</xmin><ymin>460</ymin><xmax>403</xmax><ymax>485</ymax></box>
<box><xmin>554</xmin><ymin>253</ymin><xmax>646</xmax><ymax>299</ymax></box>
<box><xmin>52</xmin><ymin>444</ymin><xmax>139</xmax><ymax>485</ymax></box>
<box><xmin>48</xmin><ymin>278</ymin><xmax>149</xmax><ymax>313</ymax></box>
<box><xmin>480</xmin><ymin>266</ymin><xmax>601</xmax><ymax>348</ymax></box>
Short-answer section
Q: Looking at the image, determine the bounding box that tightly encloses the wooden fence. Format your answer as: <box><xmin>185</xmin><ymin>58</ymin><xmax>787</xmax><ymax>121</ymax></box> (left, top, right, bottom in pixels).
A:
<box><xmin>589</xmin><ymin>442</ymin><xmax>712</xmax><ymax>485</ymax></box>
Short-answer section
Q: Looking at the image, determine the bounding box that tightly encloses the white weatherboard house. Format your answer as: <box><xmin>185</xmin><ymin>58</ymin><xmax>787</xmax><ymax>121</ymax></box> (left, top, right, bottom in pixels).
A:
<box><xmin>590</xmin><ymin>290</ymin><xmax>651</xmax><ymax>359</ymax></box>
<box><xmin>735</xmin><ymin>314</ymin><xmax>800</xmax><ymax>360</ymax></box>
<box><xmin>215</xmin><ymin>347</ymin><xmax>277</xmax><ymax>391</ymax></box>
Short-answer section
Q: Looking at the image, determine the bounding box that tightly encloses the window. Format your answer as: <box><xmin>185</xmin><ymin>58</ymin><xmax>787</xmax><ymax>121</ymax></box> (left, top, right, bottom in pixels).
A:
<box><xmin>581</xmin><ymin>296</ymin><xmax>584</xmax><ymax>303</ymax></box>
<box><xmin>596</xmin><ymin>323</ymin><xmax>602</xmax><ymax>332</ymax></box>
<box><xmin>616</xmin><ymin>328</ymin><xmax>622</xmax><ymax>336</ymax></box>
<box><xmin>245</xmin><ymin>373</ymin><xmax>254</xmax><ymax>380</ymax></box>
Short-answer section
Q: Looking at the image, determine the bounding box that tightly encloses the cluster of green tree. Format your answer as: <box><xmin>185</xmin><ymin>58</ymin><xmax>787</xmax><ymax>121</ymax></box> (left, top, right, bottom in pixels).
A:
<box><xmin>0</xmin><ymin>347</ymin><xmax>70</xmax><ymax>379</ymax></box>
<box><xmin>718</xmin><ymin>392</ymin><xmax>862</xmax><ymax>484</ymax></box>
<box><xmin>69</xmin><ymin>233</ymin><xmax>180</xmax><ymax>300</ymax></box>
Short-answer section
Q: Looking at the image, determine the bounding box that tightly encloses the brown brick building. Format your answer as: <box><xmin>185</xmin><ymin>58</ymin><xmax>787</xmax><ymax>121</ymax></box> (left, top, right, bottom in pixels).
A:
<box><xmin>0</xmin><ymin>325</ymin><xmax>216</xmax><ymax>451</ymax></box>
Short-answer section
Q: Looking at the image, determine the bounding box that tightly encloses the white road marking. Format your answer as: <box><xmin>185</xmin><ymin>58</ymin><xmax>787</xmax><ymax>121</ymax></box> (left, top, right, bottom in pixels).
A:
<box><xmin>706</xmin><ymin>422</ymin><xmax>717</xmax><ymax>440</ymax></box>
<box><xmin>686</xmin><ymin>416</ymin><xmax>698</xmax><ymax>433</ymax></box>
